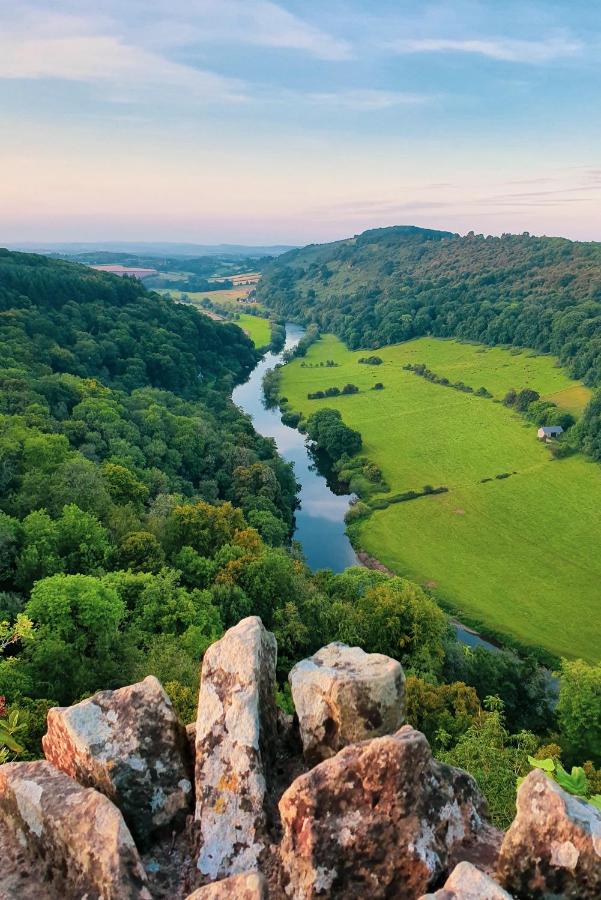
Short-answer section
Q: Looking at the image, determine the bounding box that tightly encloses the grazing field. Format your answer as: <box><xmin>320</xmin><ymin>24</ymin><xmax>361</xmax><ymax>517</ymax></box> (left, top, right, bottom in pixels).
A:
<box><xmin>279</xmin><ymin>334</ymin><xmax>600</xmax><ymax>661</ymax></box>
<box><xmin>236</xmin><ymin>313</ymin><xmax>271</xmax><ymax>347</ymax></box>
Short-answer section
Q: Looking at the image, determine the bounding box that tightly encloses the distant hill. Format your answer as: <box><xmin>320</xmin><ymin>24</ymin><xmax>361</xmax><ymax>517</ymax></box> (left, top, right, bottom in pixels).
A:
<box><xmin>257</xmin><ymin>225</ymin><xmax>601</xmax><ymax>386</ymax></box>
<box><xmin>7</xmin><ymin>240</ymin><xmax>296</xmax><ymax>258</ymax></box>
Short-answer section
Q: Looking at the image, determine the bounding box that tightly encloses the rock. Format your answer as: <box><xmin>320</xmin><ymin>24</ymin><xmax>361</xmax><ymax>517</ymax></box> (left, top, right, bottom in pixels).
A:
<box><xmin>186</xmin><ymin>871</ymin><xmax>267</xmax><ymax>899</ymax></box>
<box><xmin>0</xmin><ymin>760</ymin><xmax>151</xmax><ymax>899</ymax></box>
<box><xmin>496</xmin><ymin>769</ymin><xmax>601</xmax><ymax>899</ymax></box>
<box><xmin>420</xmin><ymin>861</ymin><xmax>513</xmax><ymax>899</ymax></box>
<box><xmin>42</xmin><ymin>674</ymin><xmax>192</xmax><ymax>847</ymax></box>
<box><xmin>289</xmin><ymin>642</ymin><xmax>405</xmax><ymax>763</ymax></box>
<box><xmin>279</xmin><ymin>725</ymin><xmax>493</xmax><ymax>899</ymax></box>
<box><xmin>187</xmin><ymin>722</ymin><xmax>197</xmax><ymax>767</ymax></box>
<box><xmin>195</xmin><ymin>616</ymin><xmax>278</xmax><ymax>880</ymax></box>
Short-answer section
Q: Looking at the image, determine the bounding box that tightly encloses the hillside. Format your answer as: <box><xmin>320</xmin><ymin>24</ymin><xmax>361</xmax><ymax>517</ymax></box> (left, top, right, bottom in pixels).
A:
<box><xmin>257</xmin><ymin>226</ymin><xmax>601</xmax><ymax>386</ymax></box>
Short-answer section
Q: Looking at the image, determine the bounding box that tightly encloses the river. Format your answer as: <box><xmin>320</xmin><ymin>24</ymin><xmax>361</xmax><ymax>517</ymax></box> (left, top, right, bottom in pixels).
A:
<box><xmin>233</xmin><ymin>323</ymin><xmax>498</xmax><ymax>651</ymax></box>
<box><xmin>233</xmin><ymin>323</ymin><xmax>358</xmax><ymax>572</ymax></box>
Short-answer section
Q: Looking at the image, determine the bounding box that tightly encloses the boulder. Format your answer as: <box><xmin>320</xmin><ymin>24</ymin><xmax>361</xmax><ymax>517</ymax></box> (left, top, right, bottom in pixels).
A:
<box><xmin>289</xmin><ymin>642</ymin><xmax>405</xmax><ymax>763</ymax></box>
<box><xmin>279</xmin><ymin>725</ymin><xmax>494</xmax><ymax>899</ymax></box>
<box><xmin>420</xmin><ymin>861</ymin><xmax>513</xmax><ymax>899</ymax></box>
<box><xmin>186</xmin><ymin>871</ymin><xmax>267</xmax><ymax>899</ymax></box>
<box><xmin>0</xmin><ymin>760</ymin><xmax>150</xmax><ymax>898</ymax></box>
<box><xmin>496</xmin><ymin>769</ymin><xmax>601</xmax><ymax>899</ymax></box>
<box><xmin>42</xmin><ymin>674</ymin><xmax>193</xmax><ymax>847</ymax></box>
<box><xmin>195</xmin><ymin>616</ymin><xmax>278</xmax><ymax>880</ymax></box>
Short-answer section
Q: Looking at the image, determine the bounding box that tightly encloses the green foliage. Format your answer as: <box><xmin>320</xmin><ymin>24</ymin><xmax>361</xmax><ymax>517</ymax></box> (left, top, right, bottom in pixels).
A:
<box><xmin>522</xmin><ymin>757</ymin><xmax>601</xmax><ymax>810</ymax></box>
<box><xmin>440</xmin><ymin>698</ymin><xmax>539</xmax><ymax>829</ymax></box>
<box><xmin>305</xmin><ymin>407</ymin><xmax>362</xmax><ymax>460</ymax></box>
<box><xmin>405</xmin><ymin>676</ymin><xmax>482</xmax><ymax>750</ymax></box>
<box><xmin>557</xmin><ymin>659</ymin><xmax>601</xmax><ymax>765</ymax></box>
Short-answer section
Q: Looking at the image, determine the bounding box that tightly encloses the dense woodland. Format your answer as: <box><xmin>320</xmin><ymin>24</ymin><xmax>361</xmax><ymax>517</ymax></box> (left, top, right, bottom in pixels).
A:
<box><xmin>0</xmin><ymin>250</ymin><xmax>599</xmax><ymax>827</ymax></box>
<box><xmin>258</xmin><ymin>226</ymin><xmax>601</xmax><ymax>456</ymax></box>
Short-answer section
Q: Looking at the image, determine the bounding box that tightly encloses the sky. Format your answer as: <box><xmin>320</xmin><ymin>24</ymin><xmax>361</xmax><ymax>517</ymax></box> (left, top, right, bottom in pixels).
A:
<box><xmin>1</xmin><ymin>0</ymin><xmax>600</xmax><ymax>245</ymax></box>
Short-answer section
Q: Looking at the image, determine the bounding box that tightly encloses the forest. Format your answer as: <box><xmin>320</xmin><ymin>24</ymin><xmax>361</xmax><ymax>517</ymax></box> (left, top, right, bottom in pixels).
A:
<box><xmin>0</xmin><ymin>250</ymin><xmax>599</xmax><ymax>829</ymax></box>
<box><xmin>257</xmin><ymin>227</ymin><xmax>601</xmax><ymax>455</ymax></box>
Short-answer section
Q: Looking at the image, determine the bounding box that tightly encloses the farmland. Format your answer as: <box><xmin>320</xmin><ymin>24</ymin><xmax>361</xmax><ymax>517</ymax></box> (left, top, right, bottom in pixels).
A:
<box><xmin>279</xmin><ymin>334</ymin><xmax>600</xmax><ymax>661</ymax></box>
<box><xmin>236</xmin><ymin>313</ymin><xmax>271</xmax><ymax>348</ymax></box>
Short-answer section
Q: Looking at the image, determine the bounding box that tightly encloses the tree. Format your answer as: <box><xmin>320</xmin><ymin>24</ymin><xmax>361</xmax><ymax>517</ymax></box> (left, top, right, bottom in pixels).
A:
<box><xmin>557</xmin><ymin>659</ymin><xmax>601</xmax><ymax>765</ymax></box>
<box><xmin>118</xmin><ymin>531</ymin><xmax>165</xmax><ymax>573</ymax></box>
<box><xmin>56</xmin><ymin>504</ymin><xmax>111</xmax><ymax>574</ymax></box>
<box><xmin>405</xmin><ymin>676</ymin><xmax>481</xmax><ymax>749</ymax></box>
<box><xmin>101</xmin><ymin>463</ymin><xmax>149</xmax><ymax>506</ymax></box>
<box><xmin>440</xmin><ymin>698</ymin><xmax>538</xmax><ymax>829</ymax></box>
<box><xmin>24</xmin><ymin>574</ymin><xmax>127</xmax><ymax>703</ymax></box>
<box><xmin>163</xmin><ymin>501</ymin><xmax>245</xmax><ymax>559</ymax></box>
<box><xmin>305</xmin><ymin>408</ymin><xmax>362</xmax><ymax>460</ymax></box>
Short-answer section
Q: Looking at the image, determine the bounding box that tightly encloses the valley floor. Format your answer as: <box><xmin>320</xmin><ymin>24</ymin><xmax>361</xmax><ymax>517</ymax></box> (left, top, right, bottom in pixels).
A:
<box><xmin>279</xmin><ymin>334</ymin><xmax>600</xmax><ymax>662</ymax></box>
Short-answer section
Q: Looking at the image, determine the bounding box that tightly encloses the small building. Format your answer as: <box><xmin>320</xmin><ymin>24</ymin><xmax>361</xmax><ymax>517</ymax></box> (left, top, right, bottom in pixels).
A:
<box><xmin>537</xmin><ymin>425</ymin><xmax>563</xmax><ymax>441</ymax></box>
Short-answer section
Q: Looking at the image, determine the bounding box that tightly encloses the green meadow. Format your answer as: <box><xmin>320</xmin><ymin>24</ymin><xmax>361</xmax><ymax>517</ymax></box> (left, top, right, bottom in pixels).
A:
<box><xmin>236</xmin><ymin>313</ymin><xmax>271</xmax><ymax>348</ymax></box>
<box><xmin>279</xmin><ymin>335</ymin><xmax>600</xmax><ymax>661</ymax></box>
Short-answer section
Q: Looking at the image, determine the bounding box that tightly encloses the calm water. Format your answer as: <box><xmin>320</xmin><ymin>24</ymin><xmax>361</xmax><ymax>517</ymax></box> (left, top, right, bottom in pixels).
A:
<box><xmin>233</xmin><ymin>324</ymin><xmax>497</xmax><ymax>651</ymax></box>
<box><xmin>233</xmin><ymin>323</ymin><xmax>358</xmax><ymax>572</ymax></box>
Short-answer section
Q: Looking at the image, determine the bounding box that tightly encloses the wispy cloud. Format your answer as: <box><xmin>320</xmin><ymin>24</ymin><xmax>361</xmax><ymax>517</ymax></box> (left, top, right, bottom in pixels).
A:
<box><xmin>389</xmin><ymin>35</ymin><xmax>581</xmax><ymax>64</ymax></box>
<box><xmin>297</xmin><ymin>89</ymin><xmax>429</xmax><ymax>111</ymax></box>
<box><xmin>0</xmin><ymin>9</ymin><xmax>248</xmax><ymax>104</ymax></box>
<box><xmin>170</xmin><ymin>0</ymin><xmax>353</xmax><ymax>61</ymax></box>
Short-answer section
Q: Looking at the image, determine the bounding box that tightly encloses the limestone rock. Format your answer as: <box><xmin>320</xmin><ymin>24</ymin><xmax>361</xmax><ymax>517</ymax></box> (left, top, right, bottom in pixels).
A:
<box><xmin>0</xmin><ymin>760</ymin><xmax>150</xmax><ymax>899</ymax></box>
<box><xmin>195</xmin><ymin>616</ymin><xmax>278</xmax><ymax>880</ymax></box>
<box><xmin>420</xmin><ymin>861</ymin><xmax>513</xmax><ymax>899</ymax></box>
<box><xmin>289</xmin><ymin>642</ymin><xmax>405</xmax><ymax>763</ymax></box>
<box><xmin>279</xmin><ymin>725</ymin><xmax>493</xmax><ymax>899</ymax></box>
<box><xmin>496</xmin><ymin>769</ymin><xmax>601</xmax><ymax>899</ymax></box>
<box><xmin>42</xmin><ymin>674</ymin><xmax>192</xmax><ymax>847</ymax></box>
<box><xmin>186</xmin><ymin>871</ymin><xmax>267</xmax><ymax>899</ymax></box>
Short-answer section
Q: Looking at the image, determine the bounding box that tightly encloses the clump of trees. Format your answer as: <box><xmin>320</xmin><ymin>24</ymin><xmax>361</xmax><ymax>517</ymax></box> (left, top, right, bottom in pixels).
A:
<box><xmin>358</xmin><ymin>356</ymin><xmax>383</xmax><ymax>365</ymax></box>
<box><xmin>307</xmin><ymin>383</ymin><xmax>359</xmax><ymax>399</ymax></box>
<box><xmin>305</xmin><ymin>408</ymin><xmax>362</xmax><ymax>460</ymax></box>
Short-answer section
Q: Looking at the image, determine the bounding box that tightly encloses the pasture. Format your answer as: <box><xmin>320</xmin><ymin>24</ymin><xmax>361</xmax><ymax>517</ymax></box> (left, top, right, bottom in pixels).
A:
<box><xmin>236</xmin><ymin>313</ymin><xmax>271</xmax><ymax>348</ymax></box>
<box><xmin>279</xmin><ymin>334</ymin><xmax>600</xmax><ymax>661</ymax></box>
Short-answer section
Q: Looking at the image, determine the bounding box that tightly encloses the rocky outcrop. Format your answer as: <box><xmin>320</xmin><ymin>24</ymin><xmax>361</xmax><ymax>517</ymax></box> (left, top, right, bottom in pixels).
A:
<box><xmin>0</xmin><ymin>760</ymin><xmax>150</xmax><ymax>899</ymax></box>
<box><xmin>420</xmin><ymin>861</ymin><xmax>513</xmax><ymax>899</ymax></box>
<box><xmin>42</xmin><ymin>675</ymin><xmax>193</xmax><ymax>847</ymax></box>
<box><xmin>279</xmin><ymin>725</ymin><xmax>495</xmax><ymax>899</ymax></box>
<box><xmin>496</xmin><ymin>769</ymin><xmax>601</xmax><ymax>899</ymax></box>
<box><xmin>195</xmin><ymin>616</ymin><xmax>278</xmax><ymax>881</ymax></box>
<box><xmin>289</xmin><ymin>642</ymin><xmax>405</xmax><ymax>763</ymax></box>
<box><xmin>186</xmin><ymin>870</ymin><xmax>267</xmax><ymax>899</ymax></box>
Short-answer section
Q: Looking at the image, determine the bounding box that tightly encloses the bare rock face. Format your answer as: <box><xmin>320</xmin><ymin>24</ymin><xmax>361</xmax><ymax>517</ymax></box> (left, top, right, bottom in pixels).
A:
<box><xmin>0</xmin><ymin>760</ymin><xmax>151</xmax><ymax>899</ymax></box>
<box><xmin>195</xmin><ymin>616</ymin><xmax>278</xmax><ymax>880</ymax></box>
<box><xmin>420</xmin><ymin>861</ymin><xmax>513</xmax><ymax>899</ymax></box>
<box><xmin>496</xmin><ymin>769</ymin><xmax>601</xmax><ymax>899</ymax></box>
<box><xmin>42</xmin><ymin>674</ymin><xmax>193</xmax><ymax>847</ymax></box>
<box><xmin>289</xmin><ymin>642</ymin><xmax>405</xmax><ymax>764</ymax></box>
<box><xmin>279</xmin><ymin>725</ymin><xmax>493</xmax><ymax>900</ymax></box>
<box><xmin>186</xmin><ymin>871</ymin><xmax>267</xmax><ymax>899</ymax></box>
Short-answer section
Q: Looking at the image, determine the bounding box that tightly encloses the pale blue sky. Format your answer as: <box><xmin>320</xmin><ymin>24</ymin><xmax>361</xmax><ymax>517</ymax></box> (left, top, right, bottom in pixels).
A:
<box><xmin>1</xmin><ymin>0</ymin><xmax>600</xmax><ymax>243</ymax></box>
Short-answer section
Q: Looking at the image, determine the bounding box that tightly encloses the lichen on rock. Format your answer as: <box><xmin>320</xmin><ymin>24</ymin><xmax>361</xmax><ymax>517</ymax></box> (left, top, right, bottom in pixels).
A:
<box><xmin>0</xmin><ymin>760</ymin><xmax>151</xmax><ymax>899</ymax></box>
<box><xmin>279</xmin><ymin>725</ymin><xmax>495</xmax><ymax>899</ymax></box>
<box><xmin>42</xmin><ymin>674</ymin><xmax>193</xmax><ymax>847</ymax></box>
<box><xmin>496</xmin><ymin>769</ymin><xmax>601</xmax><ymax>900</ymax></box>
<box><xmin>194</xmin><ymin>616</ymin><xmax>278</xmax><ymax>880</ymax></box>
<box><xmin>289</xmin><ymin>641</ymin><xmax>405</xmax><ymax>764</ymax></box>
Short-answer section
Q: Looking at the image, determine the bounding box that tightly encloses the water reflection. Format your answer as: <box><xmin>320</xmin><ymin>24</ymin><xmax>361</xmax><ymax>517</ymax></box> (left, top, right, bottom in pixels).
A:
<box><xmin>232</xmin><ymin>323</ymin><xmax>358</xmax><ymax>572</ymax></box>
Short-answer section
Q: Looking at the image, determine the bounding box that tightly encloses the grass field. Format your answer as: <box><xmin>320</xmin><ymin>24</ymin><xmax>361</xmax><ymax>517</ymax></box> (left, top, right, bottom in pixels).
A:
<box><xmin>236</xmin><ymin>313</ymin><xmax>271</xmax><ymax>348</ymax></box>
<box><xmin>279</xmin><ymin>335</ymin><xmax>600</xmax><ymax>661</ymax></box>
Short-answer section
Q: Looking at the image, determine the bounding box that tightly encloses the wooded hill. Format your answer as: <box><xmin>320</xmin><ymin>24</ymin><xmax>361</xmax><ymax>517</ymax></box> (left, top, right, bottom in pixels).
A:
<box><xmin>257</xmin><ymin>226</ymin><xmax>601</xmax><ymax>386</ymax></box>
